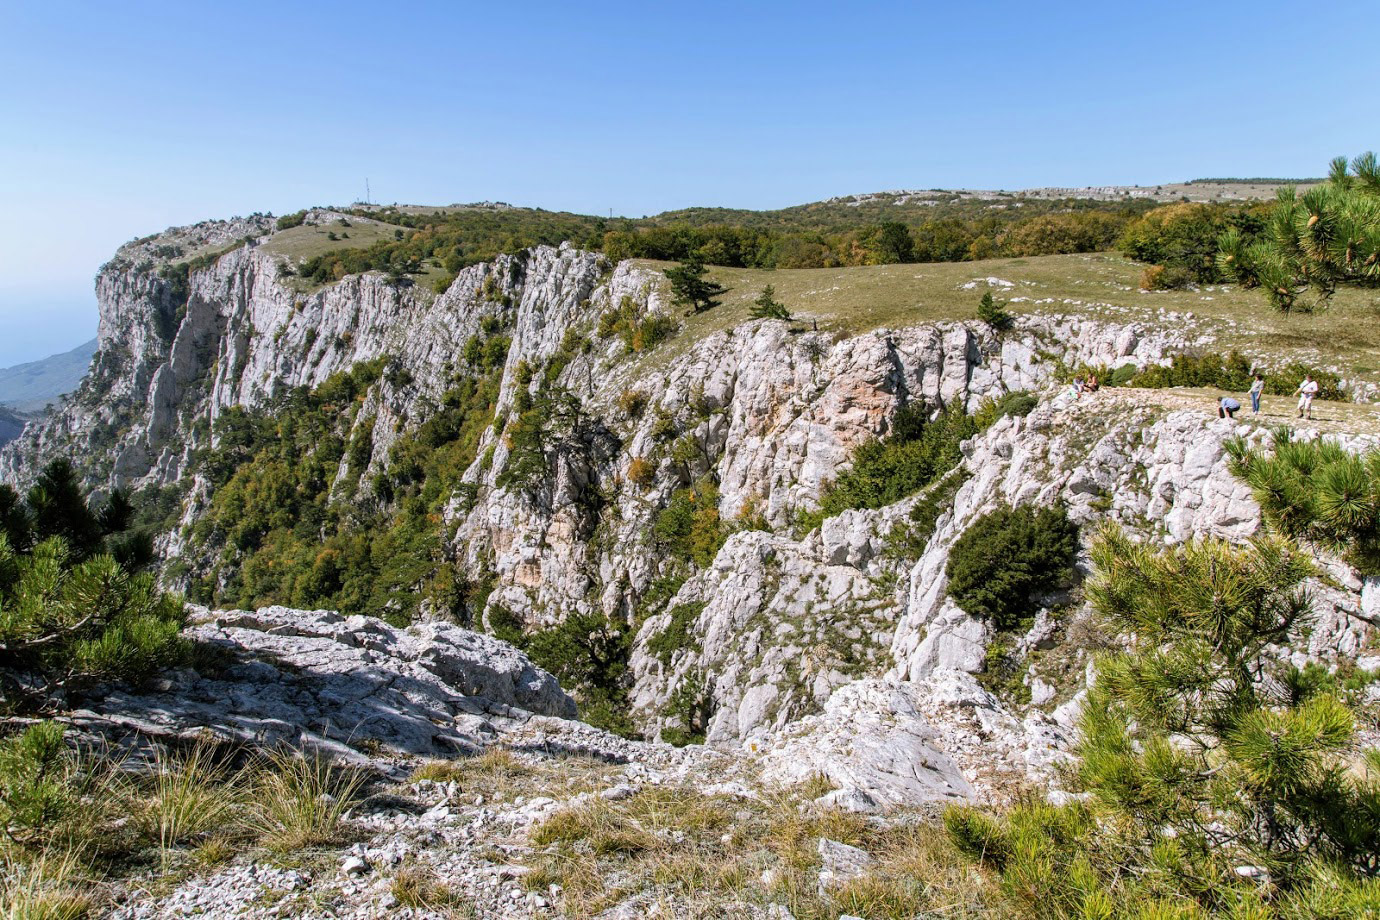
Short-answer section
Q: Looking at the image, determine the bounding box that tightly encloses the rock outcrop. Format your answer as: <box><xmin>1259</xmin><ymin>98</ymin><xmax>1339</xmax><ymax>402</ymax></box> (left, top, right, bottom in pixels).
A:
<box><xmin>74</xmin><ymin>606</ymin><xmax>576</xmax><ymax>767</ymax></box>
<box><xmin>6</xmin><ymin>215</ymin><xmax>1377</xmax><ymax>812</ymax></box>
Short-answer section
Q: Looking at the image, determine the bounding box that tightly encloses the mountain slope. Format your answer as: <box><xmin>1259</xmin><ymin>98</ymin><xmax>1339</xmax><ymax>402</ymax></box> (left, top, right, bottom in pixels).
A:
<box><xmin>2</xmin><ymin>208</ymin><xmax>1376</xmax><ymax>812</ymax></box>
<box><xmin>0</xmin><ymin>404</ymin><xmax>26</xmax><ymax>447</ymax></box>
<box><xmin>0</xmin><ymin>336</ymin><xmax>97</xmax><ymax>411</ymax></box>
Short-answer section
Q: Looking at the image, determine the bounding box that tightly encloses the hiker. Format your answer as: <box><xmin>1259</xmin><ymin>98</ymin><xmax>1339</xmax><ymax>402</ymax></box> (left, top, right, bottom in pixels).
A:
<box><xmin>1249</xmin><ymin>375</ymin><xmax>1264</xmax><ymax>414</ymax></box>
<box><xmin>1086</xmin><ymin>373</ymin><xmax>1100</xmax><ymax>393</ymax></box>
<box><xmin>1068</xmin><ymin>377</ymin><xmax>1085</xmax><ymax>400</ymax></box>
<box><xmin>1219</xmin><ymin>396</ymin><xmax>1240</xmax><ymax>419</ymax></box>
<box><xmin>1295</xmin><ymin>375</ymin><xmax>1320</xmax><ymax>420</ymax></box>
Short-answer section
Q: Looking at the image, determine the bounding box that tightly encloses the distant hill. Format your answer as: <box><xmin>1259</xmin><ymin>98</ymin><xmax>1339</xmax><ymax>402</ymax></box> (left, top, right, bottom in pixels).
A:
<box><xmin>0</xmin><ymin>338</ymin><xmax>97</xmax><ymax>413</ymax></box>
<box><xmin>0</xmin><ymin>405</ymin><xmax>26</xmax><ymax>448</ymax></box>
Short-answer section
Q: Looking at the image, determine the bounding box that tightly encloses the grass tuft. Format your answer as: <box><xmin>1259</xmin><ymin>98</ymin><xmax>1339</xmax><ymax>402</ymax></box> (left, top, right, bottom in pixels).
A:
<box><xmin>246</xmin><ymin>750</ymin><xmax>363</xmax><ymax>853</ymax></box>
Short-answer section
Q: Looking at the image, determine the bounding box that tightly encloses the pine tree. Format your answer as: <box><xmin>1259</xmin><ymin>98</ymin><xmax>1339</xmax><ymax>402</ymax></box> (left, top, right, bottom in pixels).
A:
<box><xmin>947</xmin><ymin>528</ymin><xmax>1380</xmax><ymax>916</ymax></box>
<box><xmin>1226</xmin><ymin>429</ymin><xmax>1380</xmax><ymax>576</ymax></box>
<box><xmin>748</xmin><ymin>285</ymin><xmax>790</xmax><ymax>321</ymax></box>
<box><xmin>0</xmin><ymin>536</ymin><xmax>187</xmax><ymax>712</ymax></box>
<box><xmin>976</xmin><ymin>290</ymin><xmax>1014</xmax><ymax>331</ymax></box>
<box><xmin>664</xmin><ymin>256</ymin><xmax>728</xmax><ymax>314</ymax></box>
<box><xmin>0</xmin><ymin>459</ymin><xmax>185</xmax><ymax>712</ymax></box>
<box><xmin>1218</xmin><ymin>152</ymin><xmax>1380</xmax><ymax>313</ymax></box>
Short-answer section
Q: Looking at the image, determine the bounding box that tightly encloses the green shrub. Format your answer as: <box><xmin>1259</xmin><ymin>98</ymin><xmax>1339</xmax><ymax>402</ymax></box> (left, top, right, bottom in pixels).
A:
<box><xmin>948</xmin><ymin>528</ymin><xmax>1380</xmax><ymax>917</ymax></box>
<box><xmin>617</xmin><ymin>388</ymin><xmax>648</xmax><ymax>419</ymax></box>
<box><xmin>0</xmin><ymin>460</ymin><xmax>185</xmax><ymax>712</ymax></box>
<box><xmin>0</xmin><ymin>537</ymin><xmax>188</xmax><ymax>709</ymax></box>
<box><xmin>1118</xmin><ymin>201</ymin><xmax>1266</xmax><ymax>285</ymax></box>
<box><xmin>810</xmin><ymin>403</ymin><xmax>983</xmax><ymax>524</ymax></box>
<box><xmin>0</xmin><ymin>722</ymin><xmax>81</xmax><ymax>846</ymax></box>
<box><xmin>976</xmin><ymin>290</ymin><xmax>1013</xmax><ymax>331</ymax></box>
<box><xmin>748</xmin><ymin>285</ymin><xmax>791</xmax><ymax>321</ymax></box>
<box><xmin>646</xmin><ymin>602</ymin><xmax>705</xmax><ymax>666</ymax></box>
<box><xmin>275</xmin><ymin>210</ymin><xmax>307</xmax><ymax>230</ymax></box>
<box><xmin>1116</xmin><ymin>350</ymin><xmax>1346</xmax><ymax>401</ymax></box>
<box><xmin>1107</xmin><ymin>363</ymin><xmax>1138</xmax><ymax>387</ymax></box>
<box><xmin>652</xmin><ymin>482</ymin><xmax>727</xmax><ymax>568</ymax></box>
<box><xmin>520</xmin><ymin>609</ymin><xmax>637</xmax><ymax>738</ymax></box>
<box><xmin>945</xmin><ymin>504</ymin><xmax>1078</xmax><ymax>631</ymax></box>
<box><xmin>599</xmin><ymin>296</ymin><xmax>678</xmax><ymax>353</ymax></box>
<box><xmin>973</xmin><ymin>391</ymin><xmax>1037</xmax><ymax>427</ymax></box>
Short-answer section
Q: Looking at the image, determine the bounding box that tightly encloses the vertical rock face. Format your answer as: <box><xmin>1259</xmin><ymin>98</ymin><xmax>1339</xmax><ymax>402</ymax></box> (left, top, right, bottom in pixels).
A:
<box><xmin>5</xmin><ymin>216</ymin><xmax>1376</xmax><ymax>807</ymax></box>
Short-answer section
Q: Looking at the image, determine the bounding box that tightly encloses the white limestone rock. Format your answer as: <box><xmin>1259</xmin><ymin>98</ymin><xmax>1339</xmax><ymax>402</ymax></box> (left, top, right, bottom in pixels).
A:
<box><xmin>71</xmin><ymin>605</ymin><xmax>576</xmax><ymax>765</ymax></box>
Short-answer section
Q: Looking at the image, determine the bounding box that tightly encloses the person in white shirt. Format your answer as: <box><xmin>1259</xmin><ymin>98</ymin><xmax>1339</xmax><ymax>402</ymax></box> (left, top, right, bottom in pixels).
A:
<box><xmin>1249</xmin><ymin>375</ymin><xmax>1264</xmax><ymax>414</ymax></box>
<box><xmin>1295</xmin><ymin>375</ymin><xmax>1320</xmax><ymax>420</ymax></box>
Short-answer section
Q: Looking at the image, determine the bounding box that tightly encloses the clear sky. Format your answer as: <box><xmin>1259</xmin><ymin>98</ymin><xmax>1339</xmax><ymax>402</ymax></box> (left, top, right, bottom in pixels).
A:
<box><xmin>0</xmin><ymin>0</ymin><xmax>1375</xmax><ymax>368</ymax></box>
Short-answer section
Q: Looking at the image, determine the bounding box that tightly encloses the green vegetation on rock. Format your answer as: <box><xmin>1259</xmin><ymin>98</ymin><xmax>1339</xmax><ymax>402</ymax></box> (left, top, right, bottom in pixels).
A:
<box><xmin>187</xmin><ymin>354</ymin><xmax>501</xmax><ymax>624</ymax></box>
<box><xmin>802</xmin><ymin>394</ymin><xmax>1034</xmax><ymax>532</ymax></box>
<box><xmin>949</xmin><ymin>529</ymin><xmax>1380</xmax><ymax>918</ymax></box>
<box><xmin>945</xmin><ymin>503</ymin><xmax>1078</xmax><ymax>631</ymax></box>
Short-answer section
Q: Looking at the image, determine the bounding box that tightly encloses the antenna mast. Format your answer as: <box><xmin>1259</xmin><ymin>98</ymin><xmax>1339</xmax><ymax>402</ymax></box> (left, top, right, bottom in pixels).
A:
<box><xmin>365</xmin><ymin>178</ymin><xmax>371</xmax><ymax>205</ymax></box>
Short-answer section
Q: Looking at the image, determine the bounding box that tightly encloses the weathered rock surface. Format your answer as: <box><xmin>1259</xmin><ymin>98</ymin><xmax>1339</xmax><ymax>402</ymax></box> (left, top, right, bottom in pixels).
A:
<box><xmin>760</xmin><ymin>680</ymin><xmax>975</xmax><ymax>807</ymax></box>
<box><xmin>73</xmin><ymin>606</ymin><xmax>576</xmax><ymax>765</ymax></box>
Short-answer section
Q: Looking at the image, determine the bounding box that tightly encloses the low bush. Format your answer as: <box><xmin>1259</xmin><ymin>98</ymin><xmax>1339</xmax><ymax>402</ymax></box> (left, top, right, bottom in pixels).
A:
<box><xmin>626</xmin><ymin>456</ymin><xmax>656</xmax><ymax>488</ymax></box>
<box><xmin>1113</xmin><ymin>349</ymin><xmax>1346</xmax><ymax>401</ymax></box>
<box><xmin>948</xmin><ymin>529</ymin><xmax>1380</xmax><ymax>917</ymax></box>
<box><xmin>275</xmin><ymin>210</ymin><xmax>308</xmax><ymax>230</ymax></box>
<box><xmin>646</xmin><ymin>602</ymin><xmax>706</xmax><ymax>666</ymax></box>
<box><xmin>808</xmin><ymin>403</ymin><xmax>978</xmax><ymax>524</ymax></box>
<box><xmin>652</xmin><ymin>481</ymin><xmax>727</xmax><ymax>569</ymax></box>
<box><xmin>945</xmin><ymin>504</ymin><xmax>1078</xmax><ymax>631</ymax></box>
<box><xmin>599</xmin><ymin>295</ymin><xmax>678</xmax><ymax>353</ymax></box>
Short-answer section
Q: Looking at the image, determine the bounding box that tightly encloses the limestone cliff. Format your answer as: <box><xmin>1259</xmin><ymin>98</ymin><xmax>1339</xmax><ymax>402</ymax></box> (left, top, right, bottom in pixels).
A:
<box><xmin>6</xmin><ymin>213</ymin><xmax>1377</xmax><ymax>811</ymax></box>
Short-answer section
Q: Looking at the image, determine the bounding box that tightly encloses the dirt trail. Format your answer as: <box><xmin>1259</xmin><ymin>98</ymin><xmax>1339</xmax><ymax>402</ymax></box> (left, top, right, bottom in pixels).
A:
<box><xmin>1098</xmin><ymin>387</ymin><xmax>1380</xmax><ymax>440</ymax></box>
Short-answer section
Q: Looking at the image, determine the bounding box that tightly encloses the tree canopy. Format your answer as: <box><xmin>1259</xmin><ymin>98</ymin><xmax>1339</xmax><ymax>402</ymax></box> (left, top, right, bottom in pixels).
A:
<box><xmin>1219</xmin><ymin>152</ymin><xmax>1380</xmax><ymax>312</ymax></box>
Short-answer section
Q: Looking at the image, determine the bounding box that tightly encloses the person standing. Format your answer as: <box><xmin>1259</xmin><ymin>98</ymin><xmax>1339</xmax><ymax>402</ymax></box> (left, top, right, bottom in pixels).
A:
<box><xmin>1249</xmin><ymin>375</ymin><xmax>1264</xmax><ymax>414</ymax></box>
<box><xmin>1295</xmin><ymin>375</ymin><xmax>1320</xmax><ymax>420</ymax></box>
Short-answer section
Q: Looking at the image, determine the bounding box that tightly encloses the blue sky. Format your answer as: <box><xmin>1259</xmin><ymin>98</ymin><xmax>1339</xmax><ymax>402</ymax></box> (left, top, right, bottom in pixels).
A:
<box><xmin>0</xmin><ymin>0</ymin><xmax>1375</xmax><ymax>368</ymax></box>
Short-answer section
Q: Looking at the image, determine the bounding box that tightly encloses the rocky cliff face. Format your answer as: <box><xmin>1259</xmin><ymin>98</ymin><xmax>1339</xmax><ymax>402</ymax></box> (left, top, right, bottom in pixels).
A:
<box><xmin>7</xmin><ymin>215</ymin><xmax>1377</xmax><ymax>812</ymax></box>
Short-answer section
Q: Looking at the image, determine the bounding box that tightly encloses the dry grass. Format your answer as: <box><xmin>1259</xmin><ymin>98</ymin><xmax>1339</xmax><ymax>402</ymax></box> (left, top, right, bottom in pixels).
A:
<box><xmin>138</xmin><ymin>744</ymin><xmax>242</xmax><ymax>862</ymax></box>
<box><xmin>390</xmin><ymin>865</ymin><xmax>475</xmax><ymax>916</ymax></box>
<box><xmin>522</xmin><ymin>778</ymin><xmax>1010</xmax><ymax>919</ymax></box>
<box><xmin>245</xmin><ymin>750</ymin><xmax>364</xmax><ymax>853</ymax></box>
<box><xmin>413</xmin><ymin>747</ymin><xmax>625</xmax><ymax>805</ymax></box>
<box><xmin>0</xmin><ymin>848</ymin><xmax>92</xmax><ymax>920</ymax></box>
<box><xmin>411</xmin><ymin>747</ymin><xmax>532</xmax><ymax>790</ymax></box>
<box><xmin>258</xmin><ymin>214</ymin><xmax>401</xmax><ymax>262</ymax></box>
<box><xmin>627</xmin><ymin>253</ymin><xmax>1380</xmax><ymax>390</ymax></box>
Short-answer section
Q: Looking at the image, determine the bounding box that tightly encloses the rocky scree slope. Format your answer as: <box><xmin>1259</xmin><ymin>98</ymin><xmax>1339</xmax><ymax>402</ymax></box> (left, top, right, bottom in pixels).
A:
<box><xmin>4</xmin><ymin>214</ymin><xmax>1378</xmax><ymax>814</ymax></box>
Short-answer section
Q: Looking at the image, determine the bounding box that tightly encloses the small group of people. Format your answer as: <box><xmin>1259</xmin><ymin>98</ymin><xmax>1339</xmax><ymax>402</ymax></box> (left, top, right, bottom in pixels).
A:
<box><xmin>1067</xmin><ymin>374</ymin><xmax>1100</xmax><ymax>400</ymax></box>
<box><xmin>1217</xmin><ymin>374</ymin><xmax>1320</xmax><ymax>421</ymax></box>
